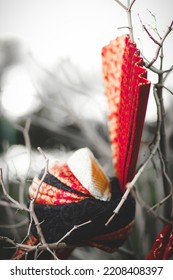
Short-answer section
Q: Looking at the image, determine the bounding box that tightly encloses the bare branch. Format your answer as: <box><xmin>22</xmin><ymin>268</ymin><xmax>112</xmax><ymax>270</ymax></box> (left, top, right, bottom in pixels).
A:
<box><xmin>155</xmin><ymin>50</ymin><xmax>172</xmax><ymax>218</ymax></box>
<box><xmin>56</xmin><ymin>220</ymin><xmax>92</xmax><ymax>246</ymax></box>
<box><xmin>14</xmin><ymin>119</ymin><xmax>32</xmax><ymax>204</ymax></box>
<box><xmin>131</xmin><ymin>189</ymin><xmax>171</xmax><ymax>224</ymax></box>
<box><xmin>147</xmin><ymin>9</ymin><xmax>162</xmax><ymax>40</ymax></box>
<box><xmin>163</xmin><ymin>85</ymin><xmax>173</xmax><ymax>95</ymax></box>
<box><xmin>0</xmin><ymin>235</ymin><xmax>71</xmax><ymax>253</ymax></box>
<box><xmin>1</xmin><ymin>220</ymin><xmax>92</xmax><ymax>259</ymax></box>
<box><xmin>163</xmin><ymin>64</ymin><xmax>173</xmax><ymax>82</ymax></box>
<box><xmin>127</xmin><ymin>0</ymin><xmax>134</xmax><ymax>41</ymax></box>
<box><xmin>154</xmin><ymin>148</ymin><xmax>173</xmax><ymax>210</ymax></box>
<box><xmin>28</xmin><ymin>147</ymin><xmax>49</xmax><ymax>244</ymax></box>
<box><xmin>157</xmin><ymin>84</ymin><xmax>173</xmax><ymax>95</ymax></box>
<box><xmin>147</xmin><ymin>20</ymin><xmax>173</xmax><ymax>68</ymax></box>
<box><xmin>46</xmin><ymin>247</ymin><xmax>59</xmax><ymax>260</ymax></box>
<box><xmin>143</xmin><ymin>58</ymin><xmax>173</xmax><ymax>75</ymax></box>
<box><xmin>138</xmin><ymin>14</ymin><xmax>161</xmax><ymax>46</ymax></box>
<box><xmin>114</xmin><ymin>0</ymin><xmax>127</xmax><ymax>11</ymax></box>
<box><xmin>114</xmin><ymin>0</ymin><xmax>135</xmax><ymax>41</ymax></box>
<box><xmin>0</xmin><ymin>168</ymin><xmax>29</xmax><ymax>212</ymax></box>
<box><xmin>0</xmin><ymin>236</ymin><xmax>16</xmax><ymax>247</ymax></box>
<box><xmin>128</xmin><ymin>0</ymin><xmax>136</xmax><ymax>11</ymax></box>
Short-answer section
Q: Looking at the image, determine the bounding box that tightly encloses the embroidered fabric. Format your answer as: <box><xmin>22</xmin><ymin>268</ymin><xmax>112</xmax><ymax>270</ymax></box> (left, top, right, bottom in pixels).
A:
<box><xmin>28</xmin><ymin>177</ymin><xmax>135</xmax><ymax>252</ymax></box>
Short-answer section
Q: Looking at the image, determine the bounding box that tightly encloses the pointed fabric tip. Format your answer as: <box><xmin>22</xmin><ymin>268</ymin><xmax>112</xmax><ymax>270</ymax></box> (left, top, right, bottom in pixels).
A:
<box><xmin>67</xmin><ymin>148</ymin><xmax>111</xmax><ymax>201</ymax></box>
<box><xmin>29</xmin><ymin>160</ymin><xmax>92</xmax><ymax>205</ymax></box>
<box><xmin>102</xmin><ymin>35</ymin><xmax>150</xmax><ymax>192</ymax></box>
<box><xmin>29</xmin><ymin>148</ymin><xmax>111</xmax><ymax>205</ymax></box>
<box><xmin>146</xmin><ymin>221</ymin><xmax>173</xmax><ymax>260</ymax></box>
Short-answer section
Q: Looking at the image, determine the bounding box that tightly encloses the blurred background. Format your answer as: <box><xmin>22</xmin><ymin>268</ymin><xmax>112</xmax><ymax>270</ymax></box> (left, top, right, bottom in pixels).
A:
<box><xmin>0</xmin><ymin>0</ymin><xmax>173</xmax><ymax>259</ymax></box>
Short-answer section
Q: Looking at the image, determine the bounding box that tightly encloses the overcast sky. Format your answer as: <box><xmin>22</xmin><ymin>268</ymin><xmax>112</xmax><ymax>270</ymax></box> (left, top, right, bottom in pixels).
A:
<box><xmin>0</xmin><ymin>0</ymin><xmax>172</xmax><ymax>67</ymax></box>
<box><xmin>0</xmin><ymin>0</ymin><xmax>173</xmax><ymax>121</ymax></box>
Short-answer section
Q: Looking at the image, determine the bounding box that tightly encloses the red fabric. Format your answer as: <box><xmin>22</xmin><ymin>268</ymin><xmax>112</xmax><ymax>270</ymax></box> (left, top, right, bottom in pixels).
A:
<box><xmin>49</xmin><ymin>162</ymin><xmax>91</xmax><ymax>195</ymax></box>
<box><xmin>12</xmin><ymin>235</ymin><xmax>37</xmax><ymax>260</ymax></box>
<box><xmin>146</xmin><ymin>221</ymin><xmax>173</xmax><ymax>260</ymax></box>
<box><xmin>29</xmin><ymin>162</ymin><xmax>91</xmax><ymax>205</ymax></box>
<box><xmin>102</xmin><ymin>35</ymin><xmax>150</xmax><ymax>192</ymax></box>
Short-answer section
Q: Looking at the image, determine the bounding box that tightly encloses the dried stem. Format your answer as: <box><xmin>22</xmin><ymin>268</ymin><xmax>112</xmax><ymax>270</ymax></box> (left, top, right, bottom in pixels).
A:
<box><xmin>114</xmin><ymin>0</ymin><xmax>136</xmax><ymax>41</ymax></box>
<box><xmin>131</xmin><ymin>189</ymin><xmax>171</xmax><ymax>224</ymax></box>
<box><xmin>155</xmin><ymin>148</ymin><xmax>173</xmax><ymax>216</ymax></box>
<box><xmin>114</xmin><ymin>0</ymin><xmax>127</xmax><ymax>10</ymax></box>
<box><xmin>138</xmin><ymin>14</ymin><xmax>161</xmax><ymax>46</ymax></box>
<box><xmin>155</xmin><ymin>49</ymin><xmax>172</xmax><ymax>219</ymax></box>
<box><xmin>14</xmin><ymin>119</ymin><xmax>31</xmax><ymax>204</ymax></box>
<box><xmin>162</xmin><ymin>85</ymin><xmax>173</xmax><ymax>95</ymax></box>
<box><xmin>0</xmin><ymin>168</ymin><xmax>29</xmax><ymax>212</ymax></box>
<box><xmin>146</xmin><ymin>20</ymin><xmax>173</xmax><ymax>68</ymax></box>
<box><xmin>138</xmin><ymin>12</ymin><xmax>173</xmax><ymax>218</ymax></box>
<box><xmin>163</xmin><ymin>64</ymin><xmax>173</xmax><ymax>82</ymax></box>
<box><xmin>127</xmin><ymin>0</ymin><xmax>134</xmax><ymax>41</ymax></box>
<box><xmin>28</xmin><ymin>147</ymin><xmax>49</xmax><ymax>244</ymax></box>
<box><xmin>0</xmin><ymin>235</ymin><xmax>70</xmax><ymax>253</ymax></box>
<box><xmin>56</xmin><ymin>220</ymin><xmax>92</xmax><ymax>246</ymax></box>
<box><xmin>0</xmin><ymin>220</ymin><xmax>92</xmax><ymax>258</ymax></box>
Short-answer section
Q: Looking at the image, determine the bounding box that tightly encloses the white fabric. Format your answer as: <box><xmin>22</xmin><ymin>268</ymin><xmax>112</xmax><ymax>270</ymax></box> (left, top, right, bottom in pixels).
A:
<box><xmin>67</xmin><ymin>148</ymin><xmax>111</xmax><ymax>201</ymax></box>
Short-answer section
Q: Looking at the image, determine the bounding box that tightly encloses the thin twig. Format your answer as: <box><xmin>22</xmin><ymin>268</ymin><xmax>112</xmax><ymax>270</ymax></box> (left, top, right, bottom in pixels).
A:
<box><xmin>163</xmin><ymin>85</ymin><xmax>173</xmax><ymax>95</ymax></box>
<box><xmin>156</xmin><ymin>48</ymin><xmax>172</xmax><ymax>219</ymax></box>
<box><xmin>0</xmin><ymin>235</ymin><xmax>70</xmax><ymax>253</ymax></box>
<box><xmin>114</xmin><ymin>0</ymin><xmax>135</xmax><ymax>41</ymax></box>
<box><xmin>15</xmin><ymin>119</ymin><xmax>31</xmax><ymax>205</ymax></box>
<box><xmin>138</xmin><ymin>14</ymin><xmax>161</xmax><ymax>46</ymax></box>
<box><xmin>127</xmin><ymin>0</ymin><xmax>134</xmax><ymax>41</ymax></box>
<box><xmin>147</xmin><ymin>20</ymin><xmax>173</xmax><ymax>68</ymax></box>
<box><xmin>0</xmin><ymin>168</ymin><xmax>29</xmax><ymax>212</ymax></box>
<box><xmin>0</xmin><ymin>221</ymin><xmax>92</xmax><ymax>256</ymax></box>
<box><xmin>131</xmin><ymin>189</ymin><xmax>171</xmax><ymax>224</ymax></box>
<box><xmin>114</xmin><ymin>0</ymin><xmax>127</xmax><ymax>11</ymax></box>
<box><xmin>56</xmin><ymin>220</ymin><xmax>92</xmax><ymax>246</ymax></box>
<box><xmin>143</xmin><ymin>59</ymin><xmax>173</xmax><ymax>75</ymax></box>
<box><xmin>45</xmin><ymin>247</ymin><xmax>59</xmax><ymax>260</ymax></box>
<box><xmin>163</xmin><ymin>64</ymin><xmax>173</xmax><ymax>82</ymax></box>
<box><xmin>105</xmin><ymin>183</ymin><xmax>133</xmax><ymax>226</ymax></box>
<box><xmin>150</xmin><ymin>148</ymin><xmax>173</xmax><ymax>213</ymax></box>
<box><xmin>157</xmin><ymin>84</ymin><xmax>173</xmax><ymax>95</ymax></box>
<box><xmin>128</xmin><ymin>0</ymin><xmax>136</xmax><ymax>11</ymax></box>
<box><xmin>28</xmin><ymin>147</ymin><xmax>49</xmax><ymax>244</ymax></box>
<box><xmin>0</xmin><ymin>236</ymin><xmax>16</xmax><ymax>247</ymax></box>
<box><xmin>147</xmin><ymin>9</ymin><xmax>162</xmax><ymax>40</ymax></box>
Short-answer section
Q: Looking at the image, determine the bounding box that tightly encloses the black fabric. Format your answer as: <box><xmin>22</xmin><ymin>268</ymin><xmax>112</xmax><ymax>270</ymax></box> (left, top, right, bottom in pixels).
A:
<box><xmin>38</xmin><ymin>170</ymin><xmax>92</xmax><ymax>197</ymax></box>
<box><xmin>28</xmin><ymin>177</ymin><xmax>135</xmax><ymax>247</ymax></box>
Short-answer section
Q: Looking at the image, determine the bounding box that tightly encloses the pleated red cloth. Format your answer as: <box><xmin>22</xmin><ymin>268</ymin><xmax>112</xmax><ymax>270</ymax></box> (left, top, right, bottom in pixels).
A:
<box><xmin>102</xmin><ymin>35</ymin><xmax>150</xmax><ymax>191</ymax></box>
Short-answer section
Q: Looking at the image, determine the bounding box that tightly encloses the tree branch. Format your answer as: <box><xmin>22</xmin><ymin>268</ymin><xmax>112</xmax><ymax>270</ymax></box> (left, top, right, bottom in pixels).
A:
<box><xmin>146</xmin><ymin>20</ymin><xmax>173</xmax><ymax>68</ymax></box>
<box><xmin>0</xmin><ymin>168</ymin><xmax>29</xmax><ymax>212</ymax></box>
<box><xmin>28</xmin><ymin>147</ymin><xmax>49</xmax><ymax>245</ymax></box>
<box><xmin>114</xmin><ymin>0</ymin><xmax>135</xmax><ymax>41</ymax></box>
<box><xmin>138</xmin><ymin>14</ymin><xmax>161</xmax><ymax>46</ymax></box>
<box><xmin>114</xmin><ymin>0</ymin><xmax>127</xmax><ymax>11</ymax></box>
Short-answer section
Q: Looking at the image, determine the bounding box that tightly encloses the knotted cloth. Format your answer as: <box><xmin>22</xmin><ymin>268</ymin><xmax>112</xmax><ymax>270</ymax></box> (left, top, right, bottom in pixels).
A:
<box><xmin>28</xmin><ymin>154</ymin><xmax>135</xmax><ymax>252</ymax></box>
<box><xmin>13</xmin><ymin>35</ymin><xmax>151</xmax><ymax>259</ymax></box>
